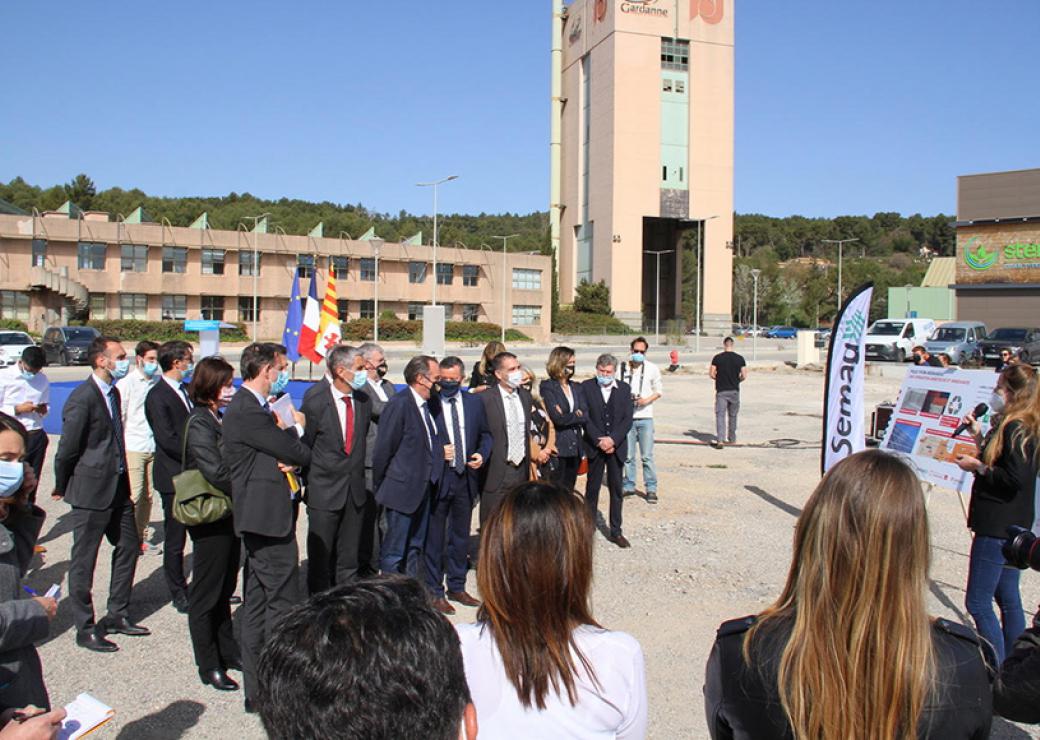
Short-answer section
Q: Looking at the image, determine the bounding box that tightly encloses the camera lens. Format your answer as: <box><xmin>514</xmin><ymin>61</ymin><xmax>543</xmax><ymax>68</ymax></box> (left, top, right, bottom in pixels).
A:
<box><xmin>1003</xmin><ymin>526</ymin><xmax>1040</xmax><ymax>571</ymax></box>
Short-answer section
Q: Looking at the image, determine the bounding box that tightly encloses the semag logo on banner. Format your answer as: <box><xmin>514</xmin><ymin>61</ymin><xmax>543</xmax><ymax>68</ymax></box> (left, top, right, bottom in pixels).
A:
<box><xmin>822</xmin><ymin>283</ymin><xmax>873</xmax><ymax>475</ymax></box>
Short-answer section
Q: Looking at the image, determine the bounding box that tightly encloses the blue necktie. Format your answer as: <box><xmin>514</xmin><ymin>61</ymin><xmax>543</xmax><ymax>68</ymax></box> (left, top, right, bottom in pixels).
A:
<box><xmin>108</xmin><ymin>388</ymin><xmax>127</xmax><ymax>474</ymax></box>
<box><xmin>449</xmin><ymin>397</ymin><xmax>464</xmax><ymax>474</ymax></box>
<box><xmin>179</xmin><ymin>382</ymin><xmax>193</xmax><ymax>409</ymax></box>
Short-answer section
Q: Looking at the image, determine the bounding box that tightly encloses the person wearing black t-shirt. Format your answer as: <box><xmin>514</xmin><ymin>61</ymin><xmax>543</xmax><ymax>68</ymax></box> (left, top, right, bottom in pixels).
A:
<box><xmin>709</xmin><ymin>337</ymin><xmax>747</xmax><ymax>448</ymax></box>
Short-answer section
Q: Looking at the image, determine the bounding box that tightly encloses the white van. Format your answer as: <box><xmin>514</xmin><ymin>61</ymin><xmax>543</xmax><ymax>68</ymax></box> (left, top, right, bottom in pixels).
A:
<box><xmin>864</xmin><ymin>318</ymin><xmax>937</xmax><ymax>362</ymax></box>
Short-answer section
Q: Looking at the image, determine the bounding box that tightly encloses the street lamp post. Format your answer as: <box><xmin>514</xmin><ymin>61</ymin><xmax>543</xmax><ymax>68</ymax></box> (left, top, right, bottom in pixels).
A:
<box><xmin>241</xmin><ymin>212</ymin><xmax>270</xmax><ymax>341</ymax></box>
<box><xmin>370</xmin><ymin>237</ymin><xmax>384</xmax><ymax>342</ymax></box>
<box><xmin>695</xmin><ymin>215</ymin><xmax>719</xmax><ymax>352</ymax></box>
<box><xmin>493</xmin><ymin>234</ymin><xmax>520</xmax><ymax>343</ymax></box>
<box><xmin>751</xmin><ymin>268</ymin><xmax>761</xmax><ymax>361</ymax></box>
<box><xmin>646</xmin><ymin>250</ymin><xmax>674</xmax><ymax>345</ymax></box>
<box><xmin>417</xmin><ymin>175</ymin><xmax>459</xmax><ymax>306</ymax></box>
<box><xmin>821</xmin><ymin>238</ymin><xmax>859</xmax><ymax>304</ymax></box>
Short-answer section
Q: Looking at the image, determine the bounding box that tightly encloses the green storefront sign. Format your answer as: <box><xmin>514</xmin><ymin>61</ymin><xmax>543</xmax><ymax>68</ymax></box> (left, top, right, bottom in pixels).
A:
<box><xmin>964</xmin><ymin>237</ymin><xmax>1040</xmax><ymax>271</ymax></box>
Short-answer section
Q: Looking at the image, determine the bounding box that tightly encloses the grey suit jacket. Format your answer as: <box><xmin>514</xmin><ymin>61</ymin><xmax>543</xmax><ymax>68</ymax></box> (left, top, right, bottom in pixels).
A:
<box><xmin>480</xmin><ymin>385</ymin><xmax>533</xmax><ymax>494</ymax></box>
<box><xmin>364</xmin><ymin>379</ymin><xmax>396</xmax><ymax>489</ymax></box>
<box><xmin>53</xmin><ymin>378</ymin><xmax>127</xmax><ymax>510</ymax></box>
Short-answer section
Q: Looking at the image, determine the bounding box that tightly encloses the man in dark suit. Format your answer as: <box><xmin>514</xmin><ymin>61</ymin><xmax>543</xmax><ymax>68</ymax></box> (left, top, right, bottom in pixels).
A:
<box><xmin>358</xmin><ymin>342</ymin><xmax>395</xmax><ymax>576</ymax></box>
<box><xmin>372</xmin><ymin>355</ymin><xmax>443</xmax><ymax>576</ymax></box>
<box><xmin>222</xmin><ymin>342</ymin><xmax>312</xmax><ymax>711</ymax></box>
<box><xmin>301</xmin><ymin>344</ymin><xmax>372</xmax><ymax>594</ymax></box>
<box><xmin>581</xmin><ymin>353</ymin><xmax>634</xmax><ymax>548</ymax></box>
<box><xmin>424</xmin><ymin>356</ymin><xmax>492</xmax><ymax>615</ymax></box>
<box><xmin>479</xmin><ymin>351</ymin><xmax>532</xmax><ymax>528</ymax></box>
<box><xmin>144</xmin><ymin>340</ymin><xmax>194</xmax><ymax>613</ymax></box>
<box><xmin>52</xmin><ymin>336</ymin><xmax>150</xmax><ymax>652</ymax></box>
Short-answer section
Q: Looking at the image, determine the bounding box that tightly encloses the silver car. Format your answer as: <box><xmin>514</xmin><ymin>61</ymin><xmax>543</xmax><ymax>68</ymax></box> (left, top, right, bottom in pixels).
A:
<box><xmin>925</xmin><ymin>322</ymin><xmax>987</xmax><ymax>365</ymax></box>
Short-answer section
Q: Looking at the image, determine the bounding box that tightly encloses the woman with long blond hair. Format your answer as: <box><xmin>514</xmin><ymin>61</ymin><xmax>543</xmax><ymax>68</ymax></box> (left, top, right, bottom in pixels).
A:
<box><xmin>469</xmin><ymin>340</ymin><xmax>505</xmax><ymax>393</ymax></box>
<box><xmin>456</xmin><ymin>481</ymin><xmax>647</xmax><ymax>738</ymax></box>
<box><xmin>955</xmin><ymin>362</ymin><xmax>1039</xmax><ymax>663</ymax></box>
<box><xmin>705</xmin><ymin>450</ymin><xmax>992</xmax><ymax>740</ymax></box>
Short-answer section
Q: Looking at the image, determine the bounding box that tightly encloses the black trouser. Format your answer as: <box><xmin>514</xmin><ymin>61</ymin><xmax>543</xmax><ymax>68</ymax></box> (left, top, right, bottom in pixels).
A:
<box><xmin>585</xmin><ymin>451</ymin><xmax>624</xmax><ymax>537</ymax></box>
<box><xmin>480</xmin><ymin>463</ymin><xmax>528</xmax><ymax>530</ymax></box>
<box><xmin>187</xmin><ymin>516</ymin><xmax>240</xmax><ymax>672</ymax></box>
<box><xmin>68</xmin><ymin>477</ymin><xmax>140</xmax><ymax>634</ymax></box>
<box><xmin>24</xmin><ymin>430</ymin><xmax>48</xmax><ymax>504</ymax></box>
<box><xmin>357</xmin><ymin>489</ymin><xmax>381</xmax><ymax>578</ymax></box>
<box><xmin>241</xmin><ymin>530</ymin><xmax>302</xmax><ymax>701</ymax></box>
<box><xmin>159</xmin><ymin>491</ymin><xmax>188</xmax><ymax>597</ymax></box>
<box><xmin>306</xmin><ymin>498</ymin><xmax>366</xmax><ymax>594</ymax></box>
<box><xmin>549</xmin><ymin>455</ymin><xmax>582</xmax><ymax>494</ymax></box>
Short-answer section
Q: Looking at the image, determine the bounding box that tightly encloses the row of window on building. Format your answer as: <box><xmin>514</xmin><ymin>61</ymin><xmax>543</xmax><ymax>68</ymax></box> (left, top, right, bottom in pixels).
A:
<box><xmin>85</xmin><ymin>293</ymin><xmax>544</xmax><ymax>326</ymax></box>
<box><xmin>60</xmin><ymin>241</ymin><xmax>543</xmax><ymax>289</ymax></box>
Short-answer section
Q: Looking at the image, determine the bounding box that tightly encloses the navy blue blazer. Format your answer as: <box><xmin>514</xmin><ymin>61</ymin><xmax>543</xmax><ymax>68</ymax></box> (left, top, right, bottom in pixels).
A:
<box><xmin>372</xmin><ymin>389</ymin><xmax>445</xmax><ymax>515</ymax></box>
<box><xmin>539</xmin><ymin>379</ymin><xmax>588</xmax><ymax>459</ymax></box>
<box><xmin>580</xmin><ymin>379</ymin><xmax>633</xmax><ymax>462</ymax></box>
<box><xmin>436</xmin><ymin>391</ymin><xmax>493</xmax><ymax>501</ymax></box>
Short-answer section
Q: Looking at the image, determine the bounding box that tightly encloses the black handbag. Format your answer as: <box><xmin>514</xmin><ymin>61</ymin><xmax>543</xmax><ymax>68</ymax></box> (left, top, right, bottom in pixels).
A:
<box><xmin>172</xmin><ymin>414</ymin><xmax>232</xmax><ymax>526</ymax></box>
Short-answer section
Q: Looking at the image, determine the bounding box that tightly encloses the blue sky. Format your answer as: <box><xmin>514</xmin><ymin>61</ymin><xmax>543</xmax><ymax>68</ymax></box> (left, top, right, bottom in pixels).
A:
<box><xmin>2</xmin><ymin>1</ymin><xmax>1037</xmax><ymax>218</ymax></box>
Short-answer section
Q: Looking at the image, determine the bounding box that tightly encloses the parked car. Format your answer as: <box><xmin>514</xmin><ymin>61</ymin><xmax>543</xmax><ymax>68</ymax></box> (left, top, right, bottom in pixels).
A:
<box><xmin>978</xmin><ymin>327</ymin><xmax>1040</xmax><ymax>366</ymax></box>
<box><xmin>864</xmin><ymin>318</ymin><xmax>937</xmax><ymax>362</ymax></box>
<box><xmin>814</xmin><ymin>327</ymin><xmax>832</xmax><ymax>348</ymax></box>
<box><xmin>0</xmin><ymin>332</ymin><xmax>36</xmax><ymax>366</ymax></box>
<box><xmin>765</xmin><ymin>326</ymin><xmax>798</xmax><ymax>339</ymax></box>
<box><xmin>924</xmin><ymin>321</ymin><xmax>987</xmax><ymax>365</ymax></box>
<box><xmin>41</xmin><ymin>326</ymin><xmax>100</xmax><ymax>366</ymax></box>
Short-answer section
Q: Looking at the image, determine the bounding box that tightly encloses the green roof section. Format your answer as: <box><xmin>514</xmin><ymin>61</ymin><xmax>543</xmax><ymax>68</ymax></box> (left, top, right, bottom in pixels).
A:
<box><xmin>124</xmin><ymin>206</ymin><xmax>152</xmax><ymax>224</ymax></box>
<box><xmin>401</xmin><ymin>231</ymin><xmax>422</xmax><ymax>246</ymax></box>
<box><xmin>0</xmin><ymin>198</ymin><xmax>27</xmax><ymax>215</ymax></box>
<box><xmin>359</xmin><ymin>226</ymin><xmax>376</xmax><ymax>241</ymax></box>
<box><xmin>189</xmin><ymin>212</ymin><xmax>209</xmax><ymax>229</ymax></box>
<box><xmin>55</xmin><ymin>200</ymin><xmax>82</xmax><ymax>218</ymax></box>
<box><xmin>309</xmin><ymin>222</ymin><xmax>324</xmax><ymax>238</ymax></box>
<box><xmin>252</xmin><ymin>216</ymin><xmax>269</xmax><ymax>234</ymax></box>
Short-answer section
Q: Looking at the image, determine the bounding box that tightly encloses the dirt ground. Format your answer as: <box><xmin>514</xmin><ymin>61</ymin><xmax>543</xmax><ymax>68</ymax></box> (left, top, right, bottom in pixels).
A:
<box><xmin>26</xmin><ymin>364</ymin><xmax>1040</xmax><ymax>738</ymax></box>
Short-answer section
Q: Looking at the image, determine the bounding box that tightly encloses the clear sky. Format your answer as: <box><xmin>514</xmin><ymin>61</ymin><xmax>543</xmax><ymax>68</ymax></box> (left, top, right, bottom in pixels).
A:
<box><xmin>2</xmin><ymin>1</ymin><xmax>1037</xmax><ymax>219</ymax></box>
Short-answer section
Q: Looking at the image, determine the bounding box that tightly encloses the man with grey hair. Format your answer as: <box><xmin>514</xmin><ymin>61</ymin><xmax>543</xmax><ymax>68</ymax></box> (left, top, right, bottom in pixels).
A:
<box><xmin>356</xmin><ymin>342</ymin><xmax>395</xmax><ymax>576</ymax></box>
<box><xmin>580</xmin><ymin>353</ymin><xmax>634</xmax><ymax>547</ymax></box>
<box><xmin>301</xmin><ymin>343</ymin><xmax>373</xmax><ymax>593</ymax></box>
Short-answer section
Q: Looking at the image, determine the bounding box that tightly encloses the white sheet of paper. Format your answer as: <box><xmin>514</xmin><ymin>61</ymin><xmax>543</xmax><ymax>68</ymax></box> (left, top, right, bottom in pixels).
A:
<box><xmin>270</xmin><ymin>394</ymin><xmax>296</xmax><ymax>428</ymax></box>
<box><xmin>44</xmin><ymin>583</ymin><xmax>61</xmax><ymax>600</ymax></box>
<box><xmin>58</xmin><ymin>693</ymin><xmax>114</xmax><ymax>740</ymax></box>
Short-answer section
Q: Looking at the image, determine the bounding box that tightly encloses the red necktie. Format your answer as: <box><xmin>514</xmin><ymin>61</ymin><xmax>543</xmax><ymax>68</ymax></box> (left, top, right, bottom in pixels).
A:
<box><xmin>342</xmin><ymin>396</ymin><xmax>354</xmax><ymax>455</ymax></box>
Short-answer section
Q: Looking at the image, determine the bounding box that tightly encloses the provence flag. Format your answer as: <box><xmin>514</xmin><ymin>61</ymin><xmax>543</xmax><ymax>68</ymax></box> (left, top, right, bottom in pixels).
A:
<box><xmin>282</xmin><ymin>269</ymin><xmax>303</xmax><ymax>363</ymax></box>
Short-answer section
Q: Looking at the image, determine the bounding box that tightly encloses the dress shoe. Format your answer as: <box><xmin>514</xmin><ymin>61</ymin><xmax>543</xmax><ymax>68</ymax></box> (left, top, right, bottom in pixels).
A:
<box><xmin>244</xmin><ymin>698</ymin><xmax>257</xmax><ymax>714</ymax></box>
<box><xmin>645</xmin><ymin>491</ymin><xmax>659</xmax><ymax>504</ymax></box>
<box><xmin>76</xmin><ymin>630</ymin><xmax>119</xmax><ymax>653</ymax></box>
<box><xmin>172</xmin><ymin>591</ymin><xmax>190</xmax><ymax>614</ymax></box>
<box><xmin>99</xmin><ymin>616</ymin><xmax>151</xmax><ymax>636</ymax></box>
<box><xmin>431</xmin><ymin>598</ymin><xmax>456</xmax><ymax>615</ymax></box>
<box><xmin>447</xmin><ymin>591</ymin><xmax>481</xmax><ymax>608</ymax></box>
<box><xmin>200</xmin><ymin>668</ymin><xmax>239</xmax><ymax>691</ymax></box>
<box><xmin>609</xmin><ymin>534</ymin><xmax>632</xmax><ymax>549</ymax></box>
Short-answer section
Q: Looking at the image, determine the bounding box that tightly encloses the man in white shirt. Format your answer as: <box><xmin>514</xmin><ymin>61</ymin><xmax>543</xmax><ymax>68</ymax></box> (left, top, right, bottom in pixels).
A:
<box><xmin>117</xmin><ymin>340</ymin><xmax>160</xmax><ymax>551</ymax></box>
<box><xmin>619</xmin><ymin>337</ymin><xmax>663</xmax><ymax>504</ymax></box>
<box><xmin>0</xmin><ymin>346</ymin><xmax>49</xmax><ymax>502</ymax></box>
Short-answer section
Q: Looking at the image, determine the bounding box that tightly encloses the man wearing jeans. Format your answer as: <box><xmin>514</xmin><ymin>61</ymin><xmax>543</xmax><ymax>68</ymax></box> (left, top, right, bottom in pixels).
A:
<box><xmin>116</xmin><ymin>340</ymin><xmax>160</xmax><ymax>553</ymax></box>
<box><xmin>710</xmin><ymin>337</ymin><xmax>747</xmax><ymax>448</ymax></box>
<box><xmin>620</xmin><ymin>337</ymin><xmax>663</xmax><ymax>503</ymax></box>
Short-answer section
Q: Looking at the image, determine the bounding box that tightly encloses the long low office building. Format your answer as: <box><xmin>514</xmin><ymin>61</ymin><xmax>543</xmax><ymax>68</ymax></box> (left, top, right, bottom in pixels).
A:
<box><xmin>0</xmin><ymin>206</ymin><xmax>552</xmax><ymax>342</ymax></box>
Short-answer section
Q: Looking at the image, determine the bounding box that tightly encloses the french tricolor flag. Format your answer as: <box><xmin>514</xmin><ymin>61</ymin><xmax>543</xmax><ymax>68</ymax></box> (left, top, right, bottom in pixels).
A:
<box><xmin>298</xmin><ymin>272</ymin><xmax>322</xmax><ymax>363</ymax></box>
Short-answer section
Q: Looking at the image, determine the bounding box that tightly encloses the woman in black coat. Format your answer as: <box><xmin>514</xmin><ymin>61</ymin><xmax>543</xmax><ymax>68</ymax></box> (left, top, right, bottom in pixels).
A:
<box><xmin>538</xmin><ymin>347</ymin><xmax>587</xmax><ymax>494</ymax></box>
<box><xmin>183</xmin><ymin>357</ymin><xmax>241</xmax><ymax>692</ymax></box>
<box><xmin>469</xmin><ymin>341</ymin><xmax>505</xmax><ymax>393</ymax></box>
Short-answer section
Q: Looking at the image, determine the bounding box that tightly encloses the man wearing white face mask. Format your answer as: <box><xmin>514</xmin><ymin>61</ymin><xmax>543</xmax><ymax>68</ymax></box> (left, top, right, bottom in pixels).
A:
<box><xmin>53</xmin><ymin>335</ymin><xmax>149</xmax><ymax>652</ymax></box>
<box><xmin>117</xmin><ymin>340</ymin><xmax>160</xmax><ymax>552</ymax></box>
<box><xmin>0</xmin><ymin>347</ymin><xmax>49</xmax><ymax>504</ymax></box>
<box><xmin>479</xmin><ymin>352</ymin><xmax>532</xmax><ymax>530</ymax></box>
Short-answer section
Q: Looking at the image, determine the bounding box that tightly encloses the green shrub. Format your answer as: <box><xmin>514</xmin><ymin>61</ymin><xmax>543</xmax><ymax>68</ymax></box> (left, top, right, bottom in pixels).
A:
<box><xmin>340</xmin><ymin>319</ymin><xmax>530</xmax><ymax>343</ymax></box>
<box><xmin>573</xmin><ymin>280</ymin><xmax>613</xmax><ymax>315</ymax></box>
<box><xmin>85</xmin><ymin>320</ymin><xmax>250</xmax><ymax>343</ymax></box>
<box><xmin>553</xmin><ymin>308</ymin><xmax>631</xmax><ymax>335</ymax></box>
<box><xmin>0</xmin><ymin>319</ymin><xmax>29</xmax><ymax>332</ymax></box>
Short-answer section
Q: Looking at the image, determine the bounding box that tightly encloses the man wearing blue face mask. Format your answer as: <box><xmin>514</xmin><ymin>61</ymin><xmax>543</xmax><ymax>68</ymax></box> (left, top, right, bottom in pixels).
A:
<box><xmin>300</xmin><ymin>344</ymin><xmax>372</xmax><ymax>594</ymax></box>
<box><xmin>619</xmin><ymin>337</ymin><xmax>663</xmax><ymax>504</ymax></box>
<box><xmin>145</xmin><ymin>340</ymin><xmax>195</xmax><ymax>613</ymax></box>
<box><xmin>0</xmin><ymin>347</ymin><xmax>49</xmax><ymax>503</ymax></box>
<box><xmin>116</xmin><ymin>340</ymin><xmax>160</xmax><ymax>553</ymax></box>
<box><xmin>53</xmin><ymin>335</ymin><xmax>148</xmax><ymax>652</ymax></box>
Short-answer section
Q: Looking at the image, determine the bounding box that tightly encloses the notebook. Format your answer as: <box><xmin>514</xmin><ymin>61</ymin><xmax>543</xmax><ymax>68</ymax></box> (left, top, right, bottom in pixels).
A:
<box><xmin>57</xmin><ymin>693</ymin><xmax>114</xmax><ymax>740</ymax></box>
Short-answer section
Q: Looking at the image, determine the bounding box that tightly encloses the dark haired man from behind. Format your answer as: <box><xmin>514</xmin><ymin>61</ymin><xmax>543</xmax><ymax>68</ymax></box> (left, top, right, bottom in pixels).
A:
<box><xmin>0</xmin><ymin>346</ymin><xmax>50</xmax><ymax>502</ymax></box>
<box><xmin>257</xmin><ymin>576</ymin><xmax>477</xmax><ymax>740</ymax></box>
<box><xmin>709</xmin><ymin>337</ymin><xmax>747</xmax><ymax>449</ymax></box>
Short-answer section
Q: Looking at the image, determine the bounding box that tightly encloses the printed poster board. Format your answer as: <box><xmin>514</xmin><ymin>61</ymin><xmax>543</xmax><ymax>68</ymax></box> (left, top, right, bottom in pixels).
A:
<box><xmin>879</xmin><ymin>366</ymin><xmax>997</xmax><ymax>493</ymax></box>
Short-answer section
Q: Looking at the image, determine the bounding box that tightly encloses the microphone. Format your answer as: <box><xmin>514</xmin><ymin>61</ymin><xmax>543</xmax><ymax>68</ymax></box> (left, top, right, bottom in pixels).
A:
<box><xmin>952</xmin><ymin>403</ymin><xmax>988</xmax><ymax>438</ymax></box>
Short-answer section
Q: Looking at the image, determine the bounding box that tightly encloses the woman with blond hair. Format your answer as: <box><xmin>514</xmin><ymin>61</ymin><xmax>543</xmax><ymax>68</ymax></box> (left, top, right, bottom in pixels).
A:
<box><xmin>457</xmin><ymin>481</ymin><xmax>647</xmax><ymax>738</ymax></box>
<box><xmin>468</xmin><ymin>341</ymin><xmax>505</xmax><ymax>393</ymax></box>
<box><xmin>705</xmin><ymin>450</ymin><xmax>992</xmax><ymax>739</ymax></box>
<box><xmin>518</xmin><ymin>365</ymin><xmax>557</xmax><ymax>480</ymax></box>
<box><xmin>539</xmin><ymin>346</ymin><xmax>588</xmax><ymax>493</ymax></box>
<box><xmin>955</xmin><ymin>362</ymin><xmax>1039</xmax><ymax>664</ymax></box>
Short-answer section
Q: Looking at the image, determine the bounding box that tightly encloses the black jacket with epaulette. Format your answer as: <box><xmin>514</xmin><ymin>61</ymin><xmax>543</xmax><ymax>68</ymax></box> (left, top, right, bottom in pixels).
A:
<box><xmin>703</xmin><ymin>614</ymin><xmax>993</xmax><ymax>740</ymax></box>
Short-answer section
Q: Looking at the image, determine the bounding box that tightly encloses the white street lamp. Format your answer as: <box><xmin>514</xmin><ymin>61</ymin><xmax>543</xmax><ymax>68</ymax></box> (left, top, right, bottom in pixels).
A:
<box><xmin>821</xmin><ymin>238</ymin><xmax>859</xmax><ymax>305</ymax></box>
<box><xmin>646</xmin><ymin>250</ymin><xmax>674</xmax><ymax>346</ymax></box>
<box><xmin>241</xmin><ymin>212</ymin><xmax>270</xmax><ymax>341</ymax></box>
<box><xmin>369</xmin><ymin>237</ymin><xmax>384</xmax><ymax>342</ymax></box>
<box><xmin>417</xmin><ymin>175</ymin><xmax>459</xmax><ymax>306</ymax></box>
<box><xmin>493</xmin><ymin>234</ymin><xmax>520</xmax><ymax>342</ymax></box>
<box><xmin>751</xmin><ymin>268</ymin><xmax>761</xmax><ymax>361</ymax></box>
<box><xmin>695</xmin><ymin>215</ymin><xmax>719</xmax><ymax>352</ymax></box>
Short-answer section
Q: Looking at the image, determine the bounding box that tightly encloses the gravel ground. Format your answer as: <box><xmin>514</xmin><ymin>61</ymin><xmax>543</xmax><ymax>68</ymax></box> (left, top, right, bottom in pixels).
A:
<box><xmin>27</xmin><ymin>364</ymin><xmax>1040</xmax><ymax>738</ymax></box>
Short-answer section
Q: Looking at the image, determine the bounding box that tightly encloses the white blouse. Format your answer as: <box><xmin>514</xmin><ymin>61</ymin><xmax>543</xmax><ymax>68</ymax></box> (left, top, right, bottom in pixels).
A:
<box><xmin>456</xmin><ymin>622</ymin><xmax>647</xmax><ymax>740</ymax></box>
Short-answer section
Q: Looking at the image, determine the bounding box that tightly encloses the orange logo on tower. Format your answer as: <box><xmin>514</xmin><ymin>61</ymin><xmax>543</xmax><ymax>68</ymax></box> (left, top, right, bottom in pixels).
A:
<box><xmin>595</xmin><ymin>0</ymin><xmax>607</xmax><ymax>22</ymax></box>
<box><xmin>690</xmin><ymin>0</ymin><xmax>724</xmax><ymax>23</ymax></box>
